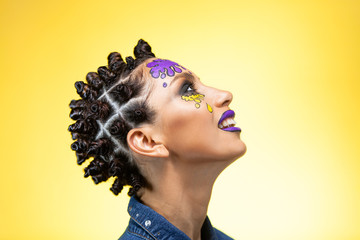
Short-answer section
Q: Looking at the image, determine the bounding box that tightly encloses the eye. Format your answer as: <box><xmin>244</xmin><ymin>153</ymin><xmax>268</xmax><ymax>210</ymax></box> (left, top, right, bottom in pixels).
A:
<box><xmin>180</xmin><ymin>80</ymin><xmax>197</xmax><ymax>95</ymax></box>
<box><xmin>186</xmin><ymin>84</ymin><xmax>194</xmax><ymax>92</ymax></box>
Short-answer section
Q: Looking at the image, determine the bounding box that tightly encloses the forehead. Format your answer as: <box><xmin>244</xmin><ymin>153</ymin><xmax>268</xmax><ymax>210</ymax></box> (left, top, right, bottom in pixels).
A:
<box><xmin>140</xmin><ymin>58</ymin><xmax>192</xmax><ymax>81</ymax></box>
<box><xmin>135</xmin><ymin>58</ymin><xmax>194</xmax><ymax>101</ymax></box>
<box><xmin>144</xmin><ymin>58</ymin><xmax>187</xmax><ymax>79</ymax></box>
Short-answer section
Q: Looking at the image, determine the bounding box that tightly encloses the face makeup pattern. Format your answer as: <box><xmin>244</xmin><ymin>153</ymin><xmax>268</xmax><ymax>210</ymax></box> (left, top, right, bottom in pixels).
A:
<box><xmin>181</xmin><ymin>93</ymin><xmax>205</xmax><ymax>109</ymax></box>
<box><xmin>181</xmin><ymin>93</ymin><xmax>204</xmax><ymax>108</ymax></box>
<box><xmin>182</xmin><ymin>94</ymin><xmax>213</xmax><ymax>113</ymax></box>
<box><xmin>147</xmin><ymin>59</ymin><xmax>213</xmax><ymax>113</ymax></box>
<box><xmin>206</xmin><ymin>103</ymin><xmax>213</xmax><ymax>113</ymax></box>
<box><xmin>146</xmin><ymin>59</ymin><xmax>187</xmax><ymax>88</ymax></box>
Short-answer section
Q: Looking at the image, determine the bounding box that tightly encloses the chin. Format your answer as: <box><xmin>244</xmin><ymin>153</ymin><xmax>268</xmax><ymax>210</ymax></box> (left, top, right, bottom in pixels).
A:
<box><xmin>238</xmin><ymin>140</ymin><xmax>247</xmax><ymax>157</ymax></box>
<box><xmin>226</xmin><ymin>140</ymin><xmax>247</xmax><ymax>162</ymax></box>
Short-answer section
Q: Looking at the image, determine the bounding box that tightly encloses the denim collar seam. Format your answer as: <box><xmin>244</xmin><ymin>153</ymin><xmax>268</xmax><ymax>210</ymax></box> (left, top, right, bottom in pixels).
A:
<box><xmin>130</xmin><ymin>215</ymin><xmax>158</xmax><ymax>240</ymax></box>
<box><xmin>127</xmin><ymin>228</ymin><xmax>155</xmax><ymax>240</ymax></box>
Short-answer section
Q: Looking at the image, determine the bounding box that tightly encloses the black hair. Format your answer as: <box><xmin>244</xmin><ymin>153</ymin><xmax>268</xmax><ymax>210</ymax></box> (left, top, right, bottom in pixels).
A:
<box><xmin>68</xmin><ymin>39</ymin><xmax>156</xmax><ymax>196</ymax></box>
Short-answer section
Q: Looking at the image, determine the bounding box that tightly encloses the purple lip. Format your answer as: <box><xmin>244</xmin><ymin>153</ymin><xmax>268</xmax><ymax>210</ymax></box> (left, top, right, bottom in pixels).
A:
<box><xmin>221</xmin><ymin>126</ymin><xmax>241</xmax><ymax>132</ymax></box>
<box><xmin>218</xmin><ymin>110</ymin><xmax>235</xmax><ymax>125</ymax></box>
<box><xmin>218</xmin><ymin>110</ymin><xmax>241</xmax><ymax>132</ymax></box>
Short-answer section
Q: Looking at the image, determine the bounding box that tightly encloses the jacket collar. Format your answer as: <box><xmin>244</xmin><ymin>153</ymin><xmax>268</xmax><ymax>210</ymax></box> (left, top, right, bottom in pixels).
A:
<box><xmin>127</xmin><ymin>196</ymin><xmax>218</xmax><ymax>240</ymax></box>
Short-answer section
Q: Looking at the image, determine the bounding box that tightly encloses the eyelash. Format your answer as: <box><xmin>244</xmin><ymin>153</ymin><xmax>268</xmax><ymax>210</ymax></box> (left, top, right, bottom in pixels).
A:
<box><xmin>181</xmin><ymin>81</ymin><xmax>197</xmax><ymax>95</ymax></box>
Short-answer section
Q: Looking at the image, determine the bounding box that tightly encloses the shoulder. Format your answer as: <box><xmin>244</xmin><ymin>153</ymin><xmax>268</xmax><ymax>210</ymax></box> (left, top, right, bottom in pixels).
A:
<box><xmin>214</xmin><ymin>228</ymin><xmax>235</xmax><ymax>240</ymax></box>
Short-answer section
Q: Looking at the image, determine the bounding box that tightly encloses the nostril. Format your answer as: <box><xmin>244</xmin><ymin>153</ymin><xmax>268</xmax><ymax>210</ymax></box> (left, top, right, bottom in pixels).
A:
<box><xmin>216</xmin><ymin>90</ymin><xmax>233</xmax><ymax>107</ymax></box>
<box><xmin>222</xmin><ymin>99</ymin><xmax>231</xmax><ymax>107</ymax></box>
<box><xmin>210</xmin><ymin>86</ymin><xmax>233</xmax><ymax>107</ymax></box>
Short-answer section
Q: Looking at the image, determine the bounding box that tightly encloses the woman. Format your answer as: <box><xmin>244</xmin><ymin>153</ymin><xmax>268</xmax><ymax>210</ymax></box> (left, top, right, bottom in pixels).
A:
<box><xmin>68</xmin><ymin>39</ymin><xmax>246</xmax><ymax>240</ymax></box>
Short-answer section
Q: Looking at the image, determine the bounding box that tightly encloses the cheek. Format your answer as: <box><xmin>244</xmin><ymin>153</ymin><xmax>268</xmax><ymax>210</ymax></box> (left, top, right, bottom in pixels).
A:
<box><xmin>162</xmin><ymin>109</ymin><xmax>199</xmax><ymax>137</ymax></box>
<box><xmin>160</xmin><ymin>106</ymin><xmax>216</xmax><ymax>156</ymax></box>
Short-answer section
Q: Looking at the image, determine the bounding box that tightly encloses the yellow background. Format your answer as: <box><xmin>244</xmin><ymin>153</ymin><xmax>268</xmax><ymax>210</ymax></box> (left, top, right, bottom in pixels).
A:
<box><xmin>1</xmin><ymin>0</ymin><xmax>359</xmax><ymax>239</ymax></box>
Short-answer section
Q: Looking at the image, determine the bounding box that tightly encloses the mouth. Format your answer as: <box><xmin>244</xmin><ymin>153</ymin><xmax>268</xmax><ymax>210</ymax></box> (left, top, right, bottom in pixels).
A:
<box><xmin>218</xmin><ymin>110</ymin><xmax>241</xmax><ymax>132</ymax></box>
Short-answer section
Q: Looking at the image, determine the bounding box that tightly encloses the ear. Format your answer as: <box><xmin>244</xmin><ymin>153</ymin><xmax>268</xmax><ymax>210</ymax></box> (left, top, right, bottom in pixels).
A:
<box><xmin>127</xmin><ymin>128</ymin><xmax>169</xmax><ymax>158</ymax></box>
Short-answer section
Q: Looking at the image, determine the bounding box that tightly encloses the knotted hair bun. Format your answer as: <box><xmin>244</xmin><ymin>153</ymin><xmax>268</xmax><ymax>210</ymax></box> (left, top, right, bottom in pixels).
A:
<box><xmin>126</xmin><ymin>56</ymin><xmax>135</xmax><ymax>70</ymax></box>
<box><xmin>97</xmin><ymin>66</ymin><xmax>116</xmax><ymax>87</ymax></box>
<box><xmin>108</xmin><ymin>155</ymin><xmax>126</xmax><ymax>177</ymax></box>
<box><xmin>71</xmin><ymin>139</ymin><xmax>88</xmax><ymax>153</ymax></box>
<box><xmin>124</xmin><ymin>101</ymin><xmax>154</xmax><ymax>125</ymax></box>
<box><xmin>108</xmin><ymin>52</ymin><xmax>127</xmax><ymax>74</ymax></box>
<box><xmin>109</xmin><ymin>81</ymin><xmax>142</xmax><ymax>104</ymax></box>
<box><xmin>68</xmin><ymin>118</ymin><xmax>98</xmax><ymax>135</ymax></box>
<box><xmin>86</xmin><ymin>72</ymin><xmax>103</xmax><ymax>90</ymax></box>
<box><xmin>69</xmin><ymin>100</ymin><xmax>111</xmax><ymax>121</ymax></box>
<box><xmin>128</xmin><ymin>173</ymin><xmax>144</xmax><ymax>196</ymax></box>
<box><xmin>75</xmin><ymin>81</ymin><xmax>98</xmax><ymax>101</ymax></box>
<box><xmin>69</xmin><ymin>99</ymin><xmax>86</xmax><ymax>109</ymax></box>
<box><xmin>110</xmin><ymin>177</ymin><xmax>124</xmax><ymax>195</ymax></box>
<box><xmin>86</xmin><ymin>138</ymin><xmax>113</xmax><ymax>157</ymax></box>
<box><xmin>134</xmin><ymin>39</ymin><xmax>156</xmax><ymax>59</ymax></box>
<box><xmin>69</xmin><ymin>107</ymin><xmax>84</xmax><ymax>121</ymax></box>
<box><xmin>68</xmin><ymin>39</ymin><xmax>156</xmax><ymax>196</ymax></box>
<box><xmin>84</xmin><ymin>157</ymin><xmax>110</xmax><ymax>184</ymax></box>
<box><xmin>89</xmin><ymin>101</ymin><xmax>111</xmax><ymax>120</ymax></box>
<box><xmin>109</xmin><ymin>118</ymin><xmax>130</xmax><ymax>141</ymax></box>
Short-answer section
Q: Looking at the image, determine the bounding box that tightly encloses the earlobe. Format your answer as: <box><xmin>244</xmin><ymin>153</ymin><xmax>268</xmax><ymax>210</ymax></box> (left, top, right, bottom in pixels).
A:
<box><xmin>127</xmin><ymin>128</ymin><xmax>169</xmax><ymax>158</ymax></box>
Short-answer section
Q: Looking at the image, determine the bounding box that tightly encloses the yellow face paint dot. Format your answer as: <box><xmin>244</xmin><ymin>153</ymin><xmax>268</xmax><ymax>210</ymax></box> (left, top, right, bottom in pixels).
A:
<box><xmin>206</xmin><ymin>103</ymin><xmax>213</xmax><ymax>113</ymax></box>
<box><xmin>181</xmin><ymin>94</ymin><xmax>205</xmax><ymax>102</ymax></box>
<box><xmin>181</xmin><ymin>93</ymin><xmax>205</xmax><ymax>109</ymax></box>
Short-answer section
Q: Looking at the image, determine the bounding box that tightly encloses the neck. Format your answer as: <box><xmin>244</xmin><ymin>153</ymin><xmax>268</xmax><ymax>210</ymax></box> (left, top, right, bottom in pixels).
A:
<box><xmin>137</xmin><ymin>158</ymin><xmax>228</xmax><ymax>240</ymax></box>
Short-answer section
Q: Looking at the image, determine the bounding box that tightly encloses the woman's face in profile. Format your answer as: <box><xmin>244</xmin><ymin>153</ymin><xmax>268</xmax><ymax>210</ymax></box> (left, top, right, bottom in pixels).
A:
<box><xmin>138</xmin><ymin>58</ymin><xmax>246</xmax><ymax>163</ymax></box>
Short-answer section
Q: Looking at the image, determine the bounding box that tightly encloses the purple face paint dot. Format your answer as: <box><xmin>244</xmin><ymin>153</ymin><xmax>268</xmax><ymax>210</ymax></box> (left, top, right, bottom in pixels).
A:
<box><xmin>163</xmin><ymin>82</ymin><xmax>167</xmax><ymax>88</ymax></box>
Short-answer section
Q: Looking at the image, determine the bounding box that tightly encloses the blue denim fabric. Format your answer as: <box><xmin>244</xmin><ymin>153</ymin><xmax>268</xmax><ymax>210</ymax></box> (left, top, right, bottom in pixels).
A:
<box><xmin>118</xmin><ymin>196</ymin><xmax>234</xmax><ymax>240</ymax></box>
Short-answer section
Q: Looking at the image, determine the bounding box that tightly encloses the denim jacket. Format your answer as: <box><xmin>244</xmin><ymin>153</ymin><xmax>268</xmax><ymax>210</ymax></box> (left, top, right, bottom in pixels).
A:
<box><xmin>118</xmin><ymin>196</ymin><xmax>234</xmax><ymax>240</ymax></box>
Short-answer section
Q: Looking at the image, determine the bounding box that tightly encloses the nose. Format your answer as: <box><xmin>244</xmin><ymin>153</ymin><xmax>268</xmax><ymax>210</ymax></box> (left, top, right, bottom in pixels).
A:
<box><xmin>213</xmin><ymin>88</ymin><xmax>233</xmax><ymax>107</ymax></box>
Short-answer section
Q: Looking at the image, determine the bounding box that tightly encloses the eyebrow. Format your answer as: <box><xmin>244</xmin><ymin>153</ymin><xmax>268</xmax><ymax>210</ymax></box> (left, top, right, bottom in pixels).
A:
<box><xmin>169</xmin><ymin>72</ymin><xmax>196</xmax><ymax>87</ymax></box>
